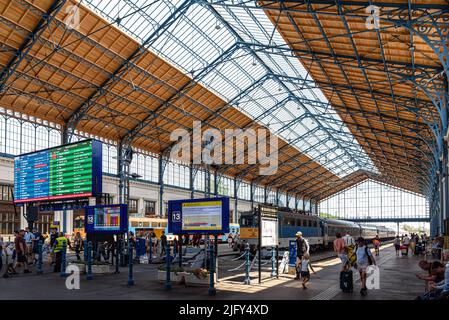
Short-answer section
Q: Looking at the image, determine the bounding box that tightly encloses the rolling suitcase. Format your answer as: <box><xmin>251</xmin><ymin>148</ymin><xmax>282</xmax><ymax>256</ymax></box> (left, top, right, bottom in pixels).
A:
<box><xmin>340</xmin><ymin>269</ymin><xmax>353</xmax><ymax>293</ymax></box>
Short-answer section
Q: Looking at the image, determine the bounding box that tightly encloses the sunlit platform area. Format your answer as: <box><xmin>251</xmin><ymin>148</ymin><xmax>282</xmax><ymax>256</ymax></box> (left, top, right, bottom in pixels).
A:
<box><xmin>0</xmin><ymin>245</ymin><xmax>426</xmax><ymax>300</ymax></box>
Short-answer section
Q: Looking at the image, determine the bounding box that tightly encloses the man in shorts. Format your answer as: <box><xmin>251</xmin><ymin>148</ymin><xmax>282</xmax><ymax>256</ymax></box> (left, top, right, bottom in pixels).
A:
<box><xmin>15</xmin><ymin>230</ymin><xmax>31</xmax><ymax>274</ymax></box>
<box><xmin>295</xmin><ymin>231</ymin><xmax>309</xmax><ymax>280</ymax></box>
<box><xmin>333</xmin><ymin>233</ymin><xmax>348</xmax><ymax>271</ymax></box>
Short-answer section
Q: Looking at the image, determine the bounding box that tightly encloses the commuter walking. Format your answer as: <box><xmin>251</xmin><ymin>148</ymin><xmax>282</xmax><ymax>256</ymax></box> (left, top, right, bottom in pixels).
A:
<box><xmin>53</xmin><ymin>232</ymin><xmax>68</xmax><ymax>272</ymax></box>
<box><xmin>73</xmin><ymin>232</ymin><xmax>83</xmax><ymax>261</ymax></box>
<box><xmin>410</xmin><ymin>233</ymin><xmax>416</xmax><ymax>256</ymax></box>
<box><xmin>343</xmin><ymin>231</ymin><xmax>356</xmax><ymax>247</ymax></box>
<box><xmin>228</xmin><ymin>234</ymin><xmax>233</xmax><ymax>248</ymax></box>
<box><xmin>24</xmin><ymin>227</ymin><xmax>35</xmax><ymax>264</ymax></box>
<box><xmin>151</xmin><ymin>232</ymin><xmax>158</xmax><ymax>255</ymax></box>
<box><xmin>97</xmin><ymin>241</ymin><xmax>108</xmax><ymax>262</ymax></box>
<box><xmin>333</xmin><ymin>233</ymin><xmax>347</xmax><ymax>271</ymax></box>
<box><xmin>299</xmin><ymin>253</ymin><xmax>315</xmax><ymax>289</ymax></box>
<box><xmin>372</xmin><ymin>235</ymin><xmax>381</xmax><ymax>256</ymax></box>
<box><xmin>403</xmin><ymin>234</ymin><xmax>410</xmax><ymax>256</ymax></box>
<box><xmin>49</xmin><ymin>228</ymin><xmax>57</xmax><ymax>265</ymax></box>
<box><xmin>295</xmin><ymin>231</ymin><xmax>309</xmax><ymax>280</ymax></box>
<box><xmin>31</xmin><ymin>228</ymin><xmax>42</xmax><ymax>265</ymax></box>
<box><xmin>343</xmin><ymin>231</ymin><xmax>356</xmax><ymax>267</ymax></box>
<box><xmin>15</xmin><ymin>230</ymin><xmax>31</xmax><ymax>274</ymax></box>
<box><xmin>355</xmin><ymin>237</ymin><xmax>375</xmax><ymax>296</ymax></box>
<box><xmin>394</xmin><ymin>236</ymin><xmax>401</xmax><ymax>256</ymax></box>
<box><xmin>160</xmin><ymin>231</ymin><xmax>167</xmax><ymax>256</ymax></box>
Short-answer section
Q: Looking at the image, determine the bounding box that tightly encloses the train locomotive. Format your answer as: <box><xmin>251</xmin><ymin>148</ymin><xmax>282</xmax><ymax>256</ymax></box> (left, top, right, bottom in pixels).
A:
<box><xmin>237</xmin><ymin>206</ymin><xmax>396</xmax><ymax>252</ymax></box>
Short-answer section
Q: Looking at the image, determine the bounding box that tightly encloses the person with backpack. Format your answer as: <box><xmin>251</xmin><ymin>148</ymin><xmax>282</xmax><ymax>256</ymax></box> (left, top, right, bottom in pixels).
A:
<box><xmin>355</xmin><ymin>237</ymin><xmax>376</xmax><ymax>296</ymax></box>
<box><xmin>343</xmin><ymin>231</ymin><xmax>357</xmax><ymax>268</ymax></box>
<box><xmin>294</xmin><ymin>231</ymin><xmax>309</xmax><ymax>280</ymax></box>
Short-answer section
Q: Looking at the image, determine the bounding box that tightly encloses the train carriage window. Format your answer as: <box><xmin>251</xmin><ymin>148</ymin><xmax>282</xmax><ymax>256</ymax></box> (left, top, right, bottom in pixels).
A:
<box><xmin>283</xmin><ymin>218</ymin><xmax>295</xmax><ymax>226</ymax></box>
<box><xmin>313</xmin><ymin>221</ymin><xmax>317</xmax><ymax>228</ymax></box>
<box><xmin>308</xmin><ymin>220</ymin><xmax>312</xmax><ymax>227</ymax></box>
<box><xmin>296</xmin><ymin>219</ymin><xmax>301</xmax><ymax>226</ymax></box>
<box><xmin>302</xmin><ymin>220</ymin><xmax>307</xmax><ymax>227</ymax></box>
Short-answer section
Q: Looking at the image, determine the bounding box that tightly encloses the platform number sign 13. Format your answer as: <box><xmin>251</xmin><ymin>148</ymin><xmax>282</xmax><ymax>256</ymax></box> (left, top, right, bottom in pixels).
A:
<box><xmin>172</xmin><ymin>211</ymin><xmax>181</xmax><ymax>222</ymax></box>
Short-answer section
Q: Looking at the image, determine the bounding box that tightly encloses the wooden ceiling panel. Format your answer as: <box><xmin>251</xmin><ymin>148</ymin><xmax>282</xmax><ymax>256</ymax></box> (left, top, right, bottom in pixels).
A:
<box><xmin>261</xmin><ymin>0</ymin><xmax>443</xmax><ymax>196</ymax></box>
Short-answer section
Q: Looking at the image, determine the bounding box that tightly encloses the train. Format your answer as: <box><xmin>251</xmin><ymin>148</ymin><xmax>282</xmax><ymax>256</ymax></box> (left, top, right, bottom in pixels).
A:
<box><xmin>237</xmin><ymin>206</ymin><xmax>396</xmax><ymax>251</ymax></box>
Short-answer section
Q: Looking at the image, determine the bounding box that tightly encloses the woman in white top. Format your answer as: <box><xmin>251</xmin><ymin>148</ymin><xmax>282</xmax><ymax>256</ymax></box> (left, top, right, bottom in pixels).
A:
<box><xmin>355</xmin><ymin>237</ymin><xmax>376</xmax><ymax>296</ymax></box>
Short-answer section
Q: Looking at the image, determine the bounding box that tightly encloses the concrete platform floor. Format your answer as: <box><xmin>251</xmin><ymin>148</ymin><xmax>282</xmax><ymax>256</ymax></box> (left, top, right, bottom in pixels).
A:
<box><xmin>0</xmin><ymin>244</ymin><xmax>426</xmax><ymax>300</ymax></box>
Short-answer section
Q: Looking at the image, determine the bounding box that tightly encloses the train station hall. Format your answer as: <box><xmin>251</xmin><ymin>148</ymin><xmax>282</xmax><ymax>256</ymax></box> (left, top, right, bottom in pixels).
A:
<box><xmin>0</xmin><ymin>0</ymin><xmax>448</xmax><ymax>308</ymax></box>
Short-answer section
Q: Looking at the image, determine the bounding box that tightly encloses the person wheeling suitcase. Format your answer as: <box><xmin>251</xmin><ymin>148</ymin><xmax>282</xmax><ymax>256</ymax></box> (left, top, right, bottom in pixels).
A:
<box><xmin>340</xmin><ymin>231</ymin><xmax>356</xmax><ymax>293</ymax></box>
<box><xmin>340</xmin><ymin>268</ymin><xmax>353</xmax><ymax>293</ymax></box>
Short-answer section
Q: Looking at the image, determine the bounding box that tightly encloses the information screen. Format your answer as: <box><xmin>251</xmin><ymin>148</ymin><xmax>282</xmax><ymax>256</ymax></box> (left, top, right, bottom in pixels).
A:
<box><xmin>85</xmin><ymin>204</ymin><xmax>128</xmax><ymax>234</ymax></box>
<box><xmin>168</xmin><ymin>197</ymin><xmax>230</xmax><ymax>234</ymax></box>
<box><xmin>14</xmin><ymin>140</ymin><xmax>102</xmax><ymax>203</ymax></box>
<box><xmin>261</xmin><ymin>218</ymin><xmax>278</xmax><ymax>247</ymax></box>
<box><xmin>93</xmin><ymin>206</ymin><xmax>121</xmax><ymax>231</ymax></box>
<box><xmin>182</xmin><ymin>201</ymin><xmax>222</xmax><ymax>231</ymax></box>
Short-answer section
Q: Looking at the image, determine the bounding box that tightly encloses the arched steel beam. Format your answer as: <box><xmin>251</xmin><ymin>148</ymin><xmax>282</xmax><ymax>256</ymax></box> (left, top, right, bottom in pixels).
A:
<box><xmin>0</xmin><ymin>0</ymin><xmax>67</xmax><ymax>93</ymax></box>
<box><xmin>64</xmin><ymin>0</ymin><xmax>194</xmax><ymax>138</ymax></box>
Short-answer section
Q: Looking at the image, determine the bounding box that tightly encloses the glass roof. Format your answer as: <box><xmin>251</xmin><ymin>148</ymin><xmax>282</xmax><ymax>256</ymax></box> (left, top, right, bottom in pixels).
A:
<box><xmin>83</xmin><ymin>0</ymin><xmax>379</xmax><ymax>178</ymax></box>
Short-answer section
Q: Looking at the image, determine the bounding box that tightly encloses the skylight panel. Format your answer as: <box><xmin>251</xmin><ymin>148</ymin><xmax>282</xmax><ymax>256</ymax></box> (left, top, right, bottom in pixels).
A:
<box><xmin>84</xmin><ymin>0</ymin><xmax>379</xmax><ymax>178</ymax></box>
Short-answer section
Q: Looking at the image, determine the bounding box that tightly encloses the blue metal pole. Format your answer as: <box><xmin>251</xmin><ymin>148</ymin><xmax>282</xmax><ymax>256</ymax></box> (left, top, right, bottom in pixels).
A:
<box><xmin>244</xmin><ymin>243</ymin><xmax>251</xmax><ymax>285</ymax></box>
<box><xmin>165</xmin><ymin>243</ymin><xmax>172</xmax><ymax>290</ymax></box>
<box><xmin>128</xmin><ymin>242</ymin><xmax>134</xmax><ymax>286</ymax></box>
<box><xmin>120</xmin><ymin>238</ymin><xmax>125</xmax><ymax>267</ymax></box>
<box><xmin>179</xmin><ymin>236</ymin><xmax>183</xmax><ymax>268</ymax></box>
<box><xmin>271</xmin><ymin>247</ymin><xmax>277</xmax><ymax>278</ymax></box>
<box><xmin>60</xmin><ymin>241</ymin><xmax>67</xmax><ymax>277</ymax></box>
<box><xmin>84</xmin><ymin>240</ymin><xmax>88</xmax><ymax>262</ymax></box>
<box><xmin>173</xmin><ymin>239</ymin><xmax>177</xmax><ymax>258</ymax></box>
<box><xmin>114</xmin><ymin>237</ymin><xmax>120</xmax><ymax>274</ymax></box>
<box><xmin>208</xmin><ymin>244</ymin><xmax>216</xmax><ymax>296</ymax></box>
<box><xmin>37</xmin><ymin>240</ymin><xmax>43</xmax><ymax>274</ymax></box>
<box><xmin>87</xmin><ymin>241</ymin><xmax>93</xmax><ymax>280</ymax></box>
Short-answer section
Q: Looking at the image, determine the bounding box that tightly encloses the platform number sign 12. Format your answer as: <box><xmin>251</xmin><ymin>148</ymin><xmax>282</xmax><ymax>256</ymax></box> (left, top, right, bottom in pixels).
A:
<box><xmin>172</xmin><ymin>211</ymin><xmax>181</xmax><ymax>222</ymax></box>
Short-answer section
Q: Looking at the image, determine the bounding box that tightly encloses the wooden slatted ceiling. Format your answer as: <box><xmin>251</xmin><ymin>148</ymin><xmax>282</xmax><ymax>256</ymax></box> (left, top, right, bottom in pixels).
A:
<box><xmin>261</xmin><ymin>0</ymin><xmax>443</xmax><ymax>196</ymax></box>
<box><xmin>0</xmin><ymin>0</ymin><xmax>348</xmax><ymax>200</ymax></box>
